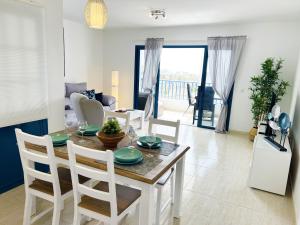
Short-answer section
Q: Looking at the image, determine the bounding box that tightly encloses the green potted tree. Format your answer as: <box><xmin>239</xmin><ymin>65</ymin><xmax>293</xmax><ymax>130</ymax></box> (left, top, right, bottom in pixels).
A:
<box><xmin>97</xmin><ymin>118</ymin><xmax>125</xmax><ymax>148</ymax></box>
<box><xmin>249</xmin><ymin>58</ymin><xmax>289</xmax><ymax>141</ymax></box>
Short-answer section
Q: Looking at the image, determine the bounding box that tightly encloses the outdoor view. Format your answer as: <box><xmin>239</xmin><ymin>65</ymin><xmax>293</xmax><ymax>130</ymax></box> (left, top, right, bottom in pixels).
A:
<box><xmin>139</xmin><ymin>47</ymin><xmax>221</xmax><ymax>127</ymax></box>
<box><xmin>158</xmin><ymin>48</ymin><xmax>204</xmax><ymax>124</ymax></box>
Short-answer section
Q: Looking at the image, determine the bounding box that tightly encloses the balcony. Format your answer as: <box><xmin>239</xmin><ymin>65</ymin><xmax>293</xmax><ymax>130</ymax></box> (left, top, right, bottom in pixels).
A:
<box><xmin>157</xmin><ymin>79</ymin><xmax>222</xmax><ymax>126</ymax></box>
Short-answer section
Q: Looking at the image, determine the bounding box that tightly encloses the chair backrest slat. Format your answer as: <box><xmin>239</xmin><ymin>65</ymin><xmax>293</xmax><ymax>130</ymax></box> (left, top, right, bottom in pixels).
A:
<box><xmin>67</xmin><ymin>141</ymin><xmax>118</xmax><ymax>219</ymax></box>
<box><xmin>75</xmin><ymin>164</ymin><xmax>109</xmax><ymax>181</ymax></box>
<box><xmin>15</xmin><ymin>128</ymin><xmax>61</xmax><ymax>196</ymax></box>
<box><xmin>148</xmin><ymin>118</ymin><xmax>180</xmax><ymax>144</ymax></box>
<box><xmin>26</xmin><ymin>167</ymin><xmax>53</xmax><ymax>183</ymax></box>
<box><xmin>22</xmin><ymin>149</ymin><xmax>50</xmax><ymax>165</ymax></box>
<box><xmin>71</xmin><ymin>144</ymin><xmax>109</xmax><ymax>161</ymax></box>
<box><xmin>78</xmin><ymin>184</ymin><xmax>111</xmax><ymax>202</ymax></box>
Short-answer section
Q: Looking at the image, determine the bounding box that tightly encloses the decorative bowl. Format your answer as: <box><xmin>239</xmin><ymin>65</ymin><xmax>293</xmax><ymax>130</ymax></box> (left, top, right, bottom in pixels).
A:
<box><xmin>96</xmin><ymin>131</ymin><xmax>125</xmax><ymax>149</ymax></box>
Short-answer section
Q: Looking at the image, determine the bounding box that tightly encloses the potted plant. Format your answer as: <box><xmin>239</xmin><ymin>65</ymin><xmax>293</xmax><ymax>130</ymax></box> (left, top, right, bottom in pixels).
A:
<box><xmin>97</xmin><ymin>118</ymin><xmax>125</xmax><ymax>148</ymax></box>
<box><xmin>249</xmin><ymin>58</ymin><xmax>289</xmax><ymax>141</ymax></box>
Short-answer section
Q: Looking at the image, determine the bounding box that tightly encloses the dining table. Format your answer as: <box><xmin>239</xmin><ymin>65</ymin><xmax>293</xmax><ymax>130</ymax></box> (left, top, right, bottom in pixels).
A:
<box><xmin>26</xmin><ymin>129</ymin><xmax>190</xmax><ymax>225</ymax></box>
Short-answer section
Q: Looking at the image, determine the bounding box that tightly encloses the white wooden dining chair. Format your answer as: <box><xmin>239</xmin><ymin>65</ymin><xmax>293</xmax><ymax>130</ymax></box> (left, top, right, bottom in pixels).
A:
<box><xmin>104</xmin><ymin>111</ymin><xmax>130</xmax><ymax>133</ymax></box>
<box><xmin>148</xmin><ymin>118</ymin><xmax>180</xmax><ymax>225</ymax></box>
<box><xmin>67</xmin><ymin>141</ymin><xmax>141</xmax><ymax>225</ymax></box>
<box><xmin>15</xmin><ymin>129</ymin><xmax>89</xmax><ymax>225</ymax></box>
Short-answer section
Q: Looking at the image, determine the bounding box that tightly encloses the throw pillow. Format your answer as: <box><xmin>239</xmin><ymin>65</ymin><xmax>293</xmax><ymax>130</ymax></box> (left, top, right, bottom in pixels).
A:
<box><xmin>81</xmin><ymin>89</ymin><xmax>96</xmax><ymax>99</ymax></box>
<box><xmin>65</xmin><ymin>82</ymin><xmax>87</xmax><ymax>97</ymax></box>
<box><xmin>95</xmin><ymin>92</ymin><xmax>103</xmax><ymax>103</ymax></box>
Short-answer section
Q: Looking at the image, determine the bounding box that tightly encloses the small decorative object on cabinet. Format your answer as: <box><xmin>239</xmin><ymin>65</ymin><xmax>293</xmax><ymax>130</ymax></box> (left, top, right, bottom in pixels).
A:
<box><xmin>248</xmin><ymin>133</ymin><xmax>291</xmax><ymax>195</ymax></box>
<box><xmin>264</xmin><ymin>106</ymin><xmax>292</xmax><ymax>152</ymax></box>
<box><xmin>97</xmin><ymin>118</ymin><xmax>125</xmax><ymax>148</ymax></box>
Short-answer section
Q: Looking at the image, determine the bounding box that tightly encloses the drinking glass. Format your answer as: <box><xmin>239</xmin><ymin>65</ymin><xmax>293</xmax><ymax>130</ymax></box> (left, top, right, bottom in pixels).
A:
<box><xmin>78</xmin><ymin>121</ymin><xmax>88</xmax><ymax>143</ymax></box>
<box><xmin>128</xmin><ymin>126</ymin><xmax>137</xmax><ymax>146</ymax></box>
<box><xmin>147</xmin><ymin>133</ymin><xmax>156</xmax><ymax>149</ymax></box>
<box><xmin>64</xmin><ymin>114</ymin><xmax>73</xmax><ymax>136</ymax></box>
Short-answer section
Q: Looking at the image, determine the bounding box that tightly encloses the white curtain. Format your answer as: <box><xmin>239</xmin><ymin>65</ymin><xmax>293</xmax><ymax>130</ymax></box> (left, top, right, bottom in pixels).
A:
<box><xmin>208</xmin><ymin>36</ymin><xmax>246</xmax><ymax>132</ymax></box>
<box><xmin>0</xmin><ymin>1</ymin><xmax>47</xmax><ymax>128</ymax></box>
<box><xmin>142</xmin><ymin>38</ymin><xmax>164</xmax><ymax>119</ymax></box>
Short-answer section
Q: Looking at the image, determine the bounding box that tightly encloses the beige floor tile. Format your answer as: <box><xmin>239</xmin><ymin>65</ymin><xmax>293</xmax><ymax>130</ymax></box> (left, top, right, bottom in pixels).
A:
<box><xmin>0</xmin><ymin>125</ymin><xmax>296</xmax><ymax>225</ymax></box>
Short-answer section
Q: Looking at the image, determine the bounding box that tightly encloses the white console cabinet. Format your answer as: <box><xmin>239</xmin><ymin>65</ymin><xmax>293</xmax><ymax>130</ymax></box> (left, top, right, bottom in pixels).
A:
<box><xmin>248</xmin><ymin>134</ymin><xmax>292</xmax><ymax>195</ymax></box>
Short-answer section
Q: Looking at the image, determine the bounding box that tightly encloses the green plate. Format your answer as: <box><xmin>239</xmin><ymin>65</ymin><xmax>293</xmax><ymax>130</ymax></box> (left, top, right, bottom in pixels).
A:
<box><xmin>114</xmin><ymin>147</ymin><xmax>143</xmax><ymax>163</ymax></box>
<box><xmin>85</xmin><ymin>125</ymin><xmax>100</xmax><ymax>133</ymax></box>
<box><xmin>53</xmin><ymin>141</ymin><xmax>67</xmax><ymax>147</ymax></box>
<box><xmin>137</xmin><ymin>141</ymin><xmax>161</xmax><ymax>149</ymax></box>
<box><xmin>114</xmin><ymin>156</ymin><xmax>143</xmax><ymax>165</ymax></box>
<box><xmin>139</xmin><ymin>136</ymin><xmax>162</xmax><ymax>145</ymax></box>
<box><xmin>76</xmin><ymin>125</ymin><xmax>100</xmax><ymax>136</ymax></box>
<box><xmin>76</xmin><ymin>131</ymin><xmax>97</xmax><ymax>136</ymax></box>
<box><xmin>50</xmin><ymin>134</ymin><xmax>69</xmax><ymax>144</ymax></box>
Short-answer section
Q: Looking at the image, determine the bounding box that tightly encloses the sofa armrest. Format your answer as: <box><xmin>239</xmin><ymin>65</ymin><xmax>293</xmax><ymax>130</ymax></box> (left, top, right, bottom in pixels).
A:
<box><xmin>102</xmin><ymin>95</ymin><xmax>116</xmax><ymax>107</ymax></box>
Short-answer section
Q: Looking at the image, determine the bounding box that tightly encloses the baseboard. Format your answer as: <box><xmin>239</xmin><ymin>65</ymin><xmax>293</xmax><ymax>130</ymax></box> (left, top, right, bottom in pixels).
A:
<box><xmin>228</xmin><ymin>129</ymin><xmax>248</xmax><ymax>135</ymax></box>
<box><xmin>288</xmin><ymin>132</ymin><xmax>299</xmax><ymax>225</ymax></box>
<box><xmin>0</xmin><ymin>178</ymin><xmax>24</xmax><ymax>194</ymax></box>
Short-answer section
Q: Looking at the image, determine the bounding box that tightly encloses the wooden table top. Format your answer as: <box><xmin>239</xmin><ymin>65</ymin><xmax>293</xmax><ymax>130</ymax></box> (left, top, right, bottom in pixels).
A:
<box><xmin>26</xmin><ymin>130</ymin><xmax>190</xmax><ymax>185</ymax></box>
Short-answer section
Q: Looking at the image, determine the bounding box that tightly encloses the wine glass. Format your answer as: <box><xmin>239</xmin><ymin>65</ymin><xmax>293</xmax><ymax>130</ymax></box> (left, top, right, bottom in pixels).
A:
<box><xmin>78</xmin><ymin>121</ymin><xmax>88</xmax><ymax>143</ymax></box>
<box><xmin>128</xmin><ymin>126</ymin><xmax>137</xmax><ymax>146</ymax></box>
<box><xmin>147</xmin><ymin>133</ymin><xmax>156</xmax><ymax>149</ymax></box>
<box><xmin>64</xmin><ymin>114</ymin><xmax>73</xmax><ymax>136</ymax></box>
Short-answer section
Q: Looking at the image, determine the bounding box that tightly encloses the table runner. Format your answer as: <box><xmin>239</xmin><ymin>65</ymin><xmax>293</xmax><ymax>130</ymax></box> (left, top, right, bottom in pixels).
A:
<box><xmin>52</xmin><ymin>131</ymin><xmax>180</xmax><ymax>176</ymax></box>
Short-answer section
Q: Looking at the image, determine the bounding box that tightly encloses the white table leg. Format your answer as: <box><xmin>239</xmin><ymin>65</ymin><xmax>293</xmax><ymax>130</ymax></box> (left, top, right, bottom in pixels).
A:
<box><xmin>173</xmin><ymin>156</ymin><xmax>186</xmax><ymax>218</ymax></box>
<box><xmin>140</xmin><ymin>183</ymin><xmax>155</xmax><ymax>225</ymax></box>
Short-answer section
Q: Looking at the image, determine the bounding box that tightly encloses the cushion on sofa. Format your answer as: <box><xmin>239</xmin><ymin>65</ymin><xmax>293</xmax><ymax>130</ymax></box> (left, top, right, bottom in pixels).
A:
<box><xmin>81</xmin><ymin>89</ymin><xmax>96</xmax><ymax>99</ymax></box>
<box><xmin>65</xmin><ymin>82</ymin><xmax>87</xmax><ymax>97</ymax></box>
<box><xmin>102</xmin><ymin>94</ymin><xmax>116</xmax><ymax>106</ymax></box>
<box><xmin>95</xmin><ymin>92</ymin><xmax>103</xmax><ymax>103</ymax></box>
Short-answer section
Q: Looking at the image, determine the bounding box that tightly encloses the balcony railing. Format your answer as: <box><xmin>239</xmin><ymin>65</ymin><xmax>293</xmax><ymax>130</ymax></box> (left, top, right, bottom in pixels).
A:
<box><xmin>159</xmin><ymin>80</ymin><xmax>199</xmax><ymax>100</ymax></box>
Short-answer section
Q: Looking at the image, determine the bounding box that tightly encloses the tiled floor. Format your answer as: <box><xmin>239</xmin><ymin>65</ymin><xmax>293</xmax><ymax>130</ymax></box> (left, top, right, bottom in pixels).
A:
<box><xmin>0</xmin><ymin>125</ymin><xmax>296</xmax><ymax>225</ymax></box>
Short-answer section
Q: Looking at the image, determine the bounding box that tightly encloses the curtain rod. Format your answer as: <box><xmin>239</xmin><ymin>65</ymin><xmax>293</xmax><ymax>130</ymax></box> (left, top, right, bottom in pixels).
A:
<box><xmin>134</xmin><ymin>39</ymin><xmax>207</xmax><ymax>43</ymax></box>
<box><xmin>135</xmin><ymin>36</ymin><xmax>247</xmax><ymax>43</ymax></box>
<box><xmin>208</xmin><ymin>35</ymin><xmax>248</xmax><ymax>39</ymax></box>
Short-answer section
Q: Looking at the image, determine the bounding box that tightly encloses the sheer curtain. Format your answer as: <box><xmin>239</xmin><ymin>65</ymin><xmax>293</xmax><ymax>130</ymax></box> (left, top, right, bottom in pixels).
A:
<box><xmin>207</xmin><ymin>36</ymin><xmax>246</xmax><ymax>132</ymax></box>
<box><xmin>142</xmin><ymin>38</ymin><xmax>164</xmax><ymax>119</ymax></box>
<box><xmin>0</xmin><ymin>1</ymin><xmax>47</xmax><ymax>128</ymax></box>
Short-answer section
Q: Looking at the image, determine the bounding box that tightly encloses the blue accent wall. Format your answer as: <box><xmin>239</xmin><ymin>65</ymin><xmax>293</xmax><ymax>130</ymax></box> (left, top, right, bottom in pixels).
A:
<box><xmin>0</xmin><ymin>119</ymin><xmax>48</xmax><ymax>194</ymax></box>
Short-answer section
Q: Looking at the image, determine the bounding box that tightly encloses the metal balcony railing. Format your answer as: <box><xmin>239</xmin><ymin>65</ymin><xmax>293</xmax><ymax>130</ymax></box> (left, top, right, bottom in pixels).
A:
<box><xmin>159</xmin><ymin>80</ymin><xmax>199</xmax><ymax>100</ymax></box>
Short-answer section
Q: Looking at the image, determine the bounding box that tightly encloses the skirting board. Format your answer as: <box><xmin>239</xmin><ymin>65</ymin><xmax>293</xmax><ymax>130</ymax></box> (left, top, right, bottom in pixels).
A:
<box><xmin>288</xmin><ymin>133</ymin><xmax>300</xmax><ymax>225</ymax></box>
<box><xmin>0</xmin><ymin>178</ymin><xmax>24</xmax><ymax>194</ymax></box>
<box><xmin>228</xmin><ymin>130</ymin><xmax>248</xmax><ymax>135</ymax></box>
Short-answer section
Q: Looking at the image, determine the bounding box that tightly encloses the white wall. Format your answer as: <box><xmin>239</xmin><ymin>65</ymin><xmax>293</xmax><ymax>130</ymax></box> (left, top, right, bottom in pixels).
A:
<box><xmin>64</xmin><ymin>19</ymin><xmax>103</xmax><ymax>92</ymax></box>
<box><xmin>290</xmin><ymin>52</ymin><xmax>300</xmax><ymax>225</ymax></box>
<box><xmin>44</xmin><ymin>0</ymin><xmax>65</xmax><ymax>132</ymax></box>
<box><xmin>102</xmin><ymin>21</ymin><xmax>300</xmax><ymax>132</ymax></box>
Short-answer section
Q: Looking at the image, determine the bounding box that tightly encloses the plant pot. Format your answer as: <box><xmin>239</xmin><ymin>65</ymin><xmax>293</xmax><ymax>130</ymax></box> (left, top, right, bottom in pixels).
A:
<box><xmin>248</xmin><ymin>127</ymin><xmax>258</xmax><ymax>142</ymax></box>
<box><xmin>96</xmin><ymin>131</ymin><xmax>125</xmax><ymax>149</ymax></box>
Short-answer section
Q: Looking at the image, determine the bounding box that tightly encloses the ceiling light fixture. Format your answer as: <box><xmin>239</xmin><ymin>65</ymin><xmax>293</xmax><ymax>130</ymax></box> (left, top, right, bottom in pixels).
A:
<box><xmin>150</xmin><ymin>9</ymin><xmax>166</xmax><ymax>20</ymax></box>
<box><xmin>85</xmin><ymin>0</ymin><xmax>108</xmax><ymax>29</ymax></box>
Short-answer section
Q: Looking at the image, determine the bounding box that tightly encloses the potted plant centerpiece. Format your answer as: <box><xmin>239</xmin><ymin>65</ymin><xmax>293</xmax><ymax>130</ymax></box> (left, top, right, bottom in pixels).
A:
<box><xmin>97</xmin><ymin>118</ymin><xmax>125</xmax><ymax>148</ymax></box>
<box><xmin>249</xmin><ymin>58</ymin><xmax>289</xmax><ymax>141</ymax></box>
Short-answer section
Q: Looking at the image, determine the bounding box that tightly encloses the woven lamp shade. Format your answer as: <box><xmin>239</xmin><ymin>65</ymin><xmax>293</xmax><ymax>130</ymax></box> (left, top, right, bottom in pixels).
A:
<box><xmin>85</xmin><ymin>0</ymin><xmax>108</xmax><ymax>29</ymax></box>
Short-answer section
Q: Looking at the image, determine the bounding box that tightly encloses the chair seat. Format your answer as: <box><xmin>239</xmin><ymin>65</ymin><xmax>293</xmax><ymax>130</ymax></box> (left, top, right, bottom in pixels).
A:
<box><xmin>157</xmin><ymin>168</ymin><xmax>174</xmax><ymax>186</ymax></box>
<box><xmin>78</xmin><ymin>181</ymin><xmax>141</xmax><ymax>217</ymax></box>
<box><xmin>29</xmin><ymin>167</ymin><xmax>89</xmax><ymax>196</ymax></box>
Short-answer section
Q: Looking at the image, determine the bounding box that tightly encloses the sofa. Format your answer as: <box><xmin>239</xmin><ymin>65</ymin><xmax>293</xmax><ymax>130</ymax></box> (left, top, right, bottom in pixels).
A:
<box><xmin>65</xmin><ymin>82</ymin><xmax>116</xmax><ymax>125</ymax></box>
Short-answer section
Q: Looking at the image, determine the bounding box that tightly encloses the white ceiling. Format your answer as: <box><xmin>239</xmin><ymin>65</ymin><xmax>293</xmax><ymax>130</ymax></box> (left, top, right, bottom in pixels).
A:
<box><xmin>63</xmin><ymin>0</ymin><xmax>300</xmax><ymax>28</ymax></box>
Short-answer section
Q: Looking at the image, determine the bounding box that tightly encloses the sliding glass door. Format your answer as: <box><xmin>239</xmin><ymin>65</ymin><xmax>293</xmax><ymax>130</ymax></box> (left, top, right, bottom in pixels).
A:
<box><xmin>134</xmin><ymin>45</ymin><xmax>233</xmax><ymax>130</ymax></box>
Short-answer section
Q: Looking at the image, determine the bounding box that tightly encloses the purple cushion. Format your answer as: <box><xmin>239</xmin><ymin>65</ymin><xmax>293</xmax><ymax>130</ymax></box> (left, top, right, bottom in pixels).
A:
<box><xmin>65</xmin><ymin>82</ymin><xmax>87</xmax><ymax>97</ymax></box>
